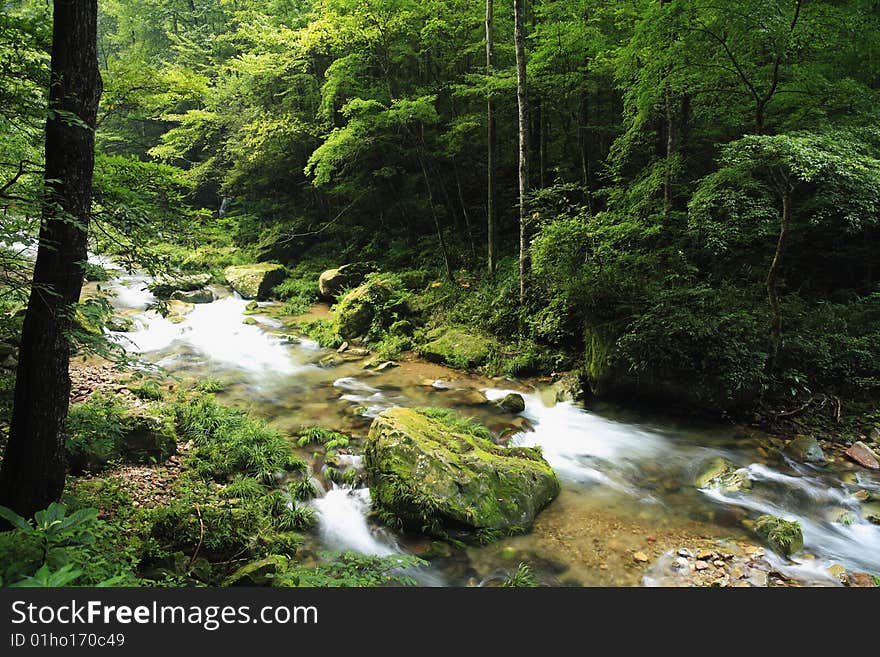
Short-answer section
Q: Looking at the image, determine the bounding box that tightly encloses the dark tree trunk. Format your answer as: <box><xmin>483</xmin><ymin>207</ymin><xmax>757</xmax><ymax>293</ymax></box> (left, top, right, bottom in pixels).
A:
<box><xmin>0</xmin><ymin>0</ymin><xmax>102</xmax><ymax>518</ymax></box>
<box><xmin>486</xmin><ymin>0</ymin><xmax>497</xmax><ymax>276</ymax></box>
<box><xmin>767</xmin><ymin>187</ymin><xmax>792</xmax><ymax>368</ymax></box>
<box><xmin>514</xmin><ymin>0</ymin><xmax>531</xmax><ymax>303</ymax></box>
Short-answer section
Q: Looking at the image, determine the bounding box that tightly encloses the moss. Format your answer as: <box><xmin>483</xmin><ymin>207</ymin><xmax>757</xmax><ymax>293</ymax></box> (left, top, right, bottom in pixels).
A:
<box><xmin>223</xmin><ymin>555</ymin><xmax>289</xmax><ymax>586</ymax></box>
<box><xmin>754</xmin><ymin>515</ymin><xmax>804</xmax><ymax>557</ymax></box>
<box><xmin>417</xmin><ymin>327</ymin><xmax>494</xmax><ymax>369</ymax></box>
<box><xmin>224</xmin><ymin>263</ymin><xmax>286</xmax><ymax>300</ymax></box>
<box><xmin>364</xmin><ymin>407</ymin><xmax>559</xmax><ymax>542</ymax></box>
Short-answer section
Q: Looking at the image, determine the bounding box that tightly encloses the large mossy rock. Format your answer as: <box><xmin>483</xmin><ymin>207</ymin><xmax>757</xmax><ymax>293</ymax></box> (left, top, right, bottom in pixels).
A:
<box><xmin>318</xmin><ymin>263</ymin><xmax>374</xmax><ymax>300</ymax></box>
<box><xmin>754</xmin><ymin>515</ymin><xmax>803</xmax><ymax>557</ymax></box>
<box><xmin>170</xmin><ymin>288</ymin><xmax>215</xmax><ymax>304</ymax></box>
<box><xmin>365</xmin><ymin>408</ymin><xmax>560</xmax><ymax>541</ymax></box>
<box><xmin>224</xmin><ymin>263</ymin><xmax>286</xmax><ymax>300</ymax></box>
<box><xmin>418</xmin><ymin>327</ymin><xmax>494</xmax><ymax>369</ymax></box>
<box><xmin>224</xmin><ymin>555</ymin><xmax>289</xmax><ymax>586</ymax></box>
<box><xmin>148</xmin><ymin>273</ymin><xmax>212</xmax><ymax>299</ymax></box>
<box><xmin>335</xmin><ymin>275</ymin><xmax>406</xmax><ymax>340</ymax></box>
<box><xmin>67</xmin><ymin>410</ymin><xmax>177</xmax><ymax>474</ymax></box>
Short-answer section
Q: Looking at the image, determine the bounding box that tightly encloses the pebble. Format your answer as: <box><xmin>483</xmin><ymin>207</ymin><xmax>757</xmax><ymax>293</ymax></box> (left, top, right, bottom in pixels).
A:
<box><xmin>713</xmin><ymin>560</ymin><xmax>726</xmax><ymax>568</ymax></box>
<box><xmin>672</xmin><ymin>557</ymin><xmax>689</xmax><ymax>570</ymax></box>
<box><xmin>677</xmin><ymin>548</ymin><xmax>694</xmax><ymax>558</ymax></box>
<box><xmin>633</xmin><ymin>552</ymin><xmax>649</xmax><ymax>563</ymax></box>
<box><xmin>694</xmin><ymin>560</ymin><xmax>709</xmax><ymax>571</ymax></box>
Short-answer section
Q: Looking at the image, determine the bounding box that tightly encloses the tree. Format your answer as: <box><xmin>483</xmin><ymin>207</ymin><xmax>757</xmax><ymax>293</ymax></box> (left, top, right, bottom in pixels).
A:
<box><xmin>514</xmin><ymin>0</ymin><xmax>530</xmax><ymax>302</ymax></box>
<box><xmin>0</xmin><ymin>0</ymin><xmax>102</xmax><ymax>518</ymax></box>
<box><xmin>690</xmin><ymin>129</ymin><xmax>880</xmax><ymax>368</ymax></box>
<box><xmin>486</xmin><ymin>0</ymin><xmax>497</xmax><ymax>275</ymax></box>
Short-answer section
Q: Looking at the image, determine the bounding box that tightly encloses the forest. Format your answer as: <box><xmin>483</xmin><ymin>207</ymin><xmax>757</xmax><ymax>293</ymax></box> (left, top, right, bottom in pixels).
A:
<box><xmin>0</xmin><ymin>0</ymin><xmax>878</xmax><ymax>588</ymax></box>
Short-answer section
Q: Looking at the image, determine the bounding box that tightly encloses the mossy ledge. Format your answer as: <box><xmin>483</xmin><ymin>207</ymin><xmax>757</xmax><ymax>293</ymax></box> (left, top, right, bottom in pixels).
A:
<box><xmin>364</xmin><ymin>407</ymin><xmax>560</xmax><ymax>543</ymax></box>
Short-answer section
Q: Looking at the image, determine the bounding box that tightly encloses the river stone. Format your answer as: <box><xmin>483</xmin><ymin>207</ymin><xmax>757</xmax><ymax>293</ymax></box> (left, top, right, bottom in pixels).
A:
<box><xmin>318</xmin><ymin>263</ymin><xmax>374</xmax><ymax>300</ymax></box>
<box><xmin>224</xmin><ymin>263</ymin><xmax>286</xmax><ymax>300</ymax></box>
<box><xmin>494</xmin><ymin>393</ymin><xmax>526</xmax><ymax>414</ymax></box>
<box><xmin>844</xmin><ymin>441</ymin><xmax>880</xmax><ymax>470</ymax></box>
<box><xmin>106</xmin><ymin>315</ymin><xmax>135</xmax><ymax>332</ymax></box>
<box><xmin>784</xmin><ymin>435</ymin><xmax>826</xmax><ymax>464</ymax></box>
<box><xmin>862</xmin><ymin>501</ymin><xmax>880</xmax><ymax>525</ymax></box>
<box><xmin>170</xmin><ymin>288</ymin><xmax>215</xmax><ymax>304</ymax></box>
<box><xmin>364</xmin><ymin>407</ymin><xmax>560</xmax><ymax>541</ymax></box>
<box><xmin>418</xmin><ymin>327</ymin><xmax>494</xmax><ymax>369</ymax></box>
<box><xmin>693</xmin><ymin>457</ymin><xmax>732</xmax><ymax>488</ymax></box>
<box><xmin>148</xmin><ymin>273</ymin><xmax>212</xmax><ymax>299</ymax></box>
<box><xmin>754</xmin><ymin>515</ymin><xmax>803</xmax><ymax>557</ymax></box>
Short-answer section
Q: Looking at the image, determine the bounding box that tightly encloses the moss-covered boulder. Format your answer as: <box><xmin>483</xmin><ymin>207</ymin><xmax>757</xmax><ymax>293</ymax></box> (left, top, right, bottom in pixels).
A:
<box><xmin>494</xmin><ymin>393</ymin><xmax>526</xmax><ymax>414</ymax></box>
<box><xmin>334</xmin><ymin>275</ymin><xmax>406</xmax><ymax>341</ymax></box>
<box><xmin>754</xmin><ymin>515</ymin><xmax>803</xmax><ymax>557</ymax></box>
<box><xmin>365</xmin><ymin>408</ymin><xmax>560</xmax><ymax>542</ymax></box>
<box><xmin>418</xmin><ymin>327</ymin><xmax>494</xmax><ymax>369</ymax></box>
<box><xmin>224</xmin><ymin>263</ymin><xmax>286</xmax><ymax>300</ymax></box>
<box><xmin>106</xmin><ymin>314</ymin><xmax>135</xmax><ymax>332</ymax></box>
<box><xmin>170</xmin><ymin>288</ymin><xmax>215</xmax><ymax>304</ymax></box>
<box><xmin>148</xmin><ymin>273</ymin><xmax>212</xmax><ymax>299</ymax></box>
<box><xmin>67</xmin><ymin>409</ymin><xmax>177</xmax><ymax>474</ymax></box>
<box><xmin>318</xmin><ymin>263</ymin><xmax>374</xmax><ymax>300</ymax></box>
<box><xmin>224</xmin><ymin>555</ymin><xmax>289</xmax><ymax>586</ymax></box>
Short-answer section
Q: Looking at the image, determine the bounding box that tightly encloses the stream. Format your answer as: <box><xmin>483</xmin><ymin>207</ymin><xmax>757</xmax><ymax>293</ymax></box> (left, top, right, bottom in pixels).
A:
<box><xmin>86</xmin><ymin>268</ymin><xmax>880</xmax><ymax>587</ymax></box>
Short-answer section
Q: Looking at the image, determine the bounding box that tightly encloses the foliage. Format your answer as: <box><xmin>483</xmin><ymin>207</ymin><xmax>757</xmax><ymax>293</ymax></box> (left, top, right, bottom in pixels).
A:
<box><xmin>273</xmin><ymin>551</ymin><xmax>428</xmax><ymax>587</ymax></box>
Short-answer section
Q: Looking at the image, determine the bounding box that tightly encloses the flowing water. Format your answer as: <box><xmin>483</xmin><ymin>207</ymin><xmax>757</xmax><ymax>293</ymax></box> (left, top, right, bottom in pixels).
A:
<box><xmin>86</xmin><ymin>272</ymin><xmax>880</xmax><ymax>586</ymax></box>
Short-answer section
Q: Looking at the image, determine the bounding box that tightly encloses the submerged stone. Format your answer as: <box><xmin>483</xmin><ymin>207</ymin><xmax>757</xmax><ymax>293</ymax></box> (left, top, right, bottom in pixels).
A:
<box><xmin>365</xmin><ymin>407</ymin><xmax>560</xmax><ymax>541</ymax></box>
<box><xmin>224</xmin><ymin>263</ymin><xmax>286</xmax><ymax>300</ymax></box>
<box><xmin>754</xmin><ymin>515</ymin><xmax>803</xmax><ymax>557</ymax></box>
<box><xmin>693</xmin><ymin>457</ymin><xmax>732</xmax><ymax>489</ymax></box>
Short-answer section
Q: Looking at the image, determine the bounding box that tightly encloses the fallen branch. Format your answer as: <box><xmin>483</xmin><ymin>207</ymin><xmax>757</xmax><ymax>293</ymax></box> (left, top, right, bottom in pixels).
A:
<box><xmin>775</xmin><ymin>396</ymin><xmax>814</xmax><ymax>418</ymax></box>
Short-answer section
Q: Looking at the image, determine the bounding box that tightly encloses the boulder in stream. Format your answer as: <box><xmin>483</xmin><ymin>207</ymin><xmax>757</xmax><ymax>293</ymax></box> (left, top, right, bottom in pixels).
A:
<box><xmin>494</xmin><ymin>393</ymin><xmax>526</xmax><ymax>414</ymax></box>
<box><xmin>148</xmin><ymin>273</ymin><xmax>212</xmax><ymax>299</ymax></box>
<box><xmin>171</xmin><ymin>288</ymin><xmax>215</xmax><ymax>304</ymax></box>
<box><xmin>784</xmin><ymin>435</ymin><xmax>826</xmax><ymax>464</ymax></box>
<box><xmin>223</xmin><ymin>263</ymin><xmax>286</xmax><ymax>300</ymax></box>
<box><xmin>365</xmin><ymin>407</ymin><xmax>560</xmax><ymax>542</ymax></box>
<box><xmin>754</xmin><ymin>515</ymin><xmax>803</xmax><ymax>557</ymax></box>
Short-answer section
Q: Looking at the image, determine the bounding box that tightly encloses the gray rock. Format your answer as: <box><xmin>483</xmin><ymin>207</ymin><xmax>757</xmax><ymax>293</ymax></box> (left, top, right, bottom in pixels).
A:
<box><xmin>171</xmin><ymin>288</ymin><xmax>215</xmax><ymax>304</ymax></box>
<box><xmin>785</xmin><ymin>435</ymin><xmax>826</xmax><ymax>464</ymax></box>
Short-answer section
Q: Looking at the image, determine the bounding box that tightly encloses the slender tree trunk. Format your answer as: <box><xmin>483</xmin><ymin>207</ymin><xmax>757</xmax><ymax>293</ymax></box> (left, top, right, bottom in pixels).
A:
<box><xmin>0</xmin><ymin>0</ymin><xmax>102</xmax><ymax>518</ymax></box>
<box><xmin>514</xmin><ymin>0</ymin><xmax>531</xmax><ymax>303</ymax></box>
<box><xmin>537</xmin><ymin>100</ymin><xmax>547</xmax><ymax>189</ymax></box>
<box><xmin>453</xmin><ymin>165</ymin><xmax>477</xmax><ymax>262</ymax></box>
<box><xmin>486</xmin><ymin>0</ymin><xmax>497</xmax><ymax>275</ymax></box>
<box><xmin>418</xmin><ymin>155</ymin><xmax>455</xmax><ymax>285</ymax></box>
<box><xmin>767</xmin><ymin>187</ymin><xmax>792</xmax><ymax>368</ymax></box>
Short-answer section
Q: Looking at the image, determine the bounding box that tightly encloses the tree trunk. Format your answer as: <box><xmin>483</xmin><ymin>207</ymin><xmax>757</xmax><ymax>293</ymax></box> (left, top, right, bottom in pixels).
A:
<box><xmin>486</xmin><ymin>0</ymin><xmax>497</xmax><ymax>276</ymax></box>
<box><xmin>418</xmin><ymin>155</ymin><xmax>455</xmax><ymax>285</ymax></box>
<box><xmin>514</xmin><ymin>0</ymin><xmax>531</xmax><ymax>303</ymax></box>
<box><xmin>0</xmin><ymin>0</ymin><xmax>102</xmax><ymax>518</ymax></box>
<box><xmin>767</xmin><ymin>187</ymin><xmax>791</xmax><ymax>368</ymax></box>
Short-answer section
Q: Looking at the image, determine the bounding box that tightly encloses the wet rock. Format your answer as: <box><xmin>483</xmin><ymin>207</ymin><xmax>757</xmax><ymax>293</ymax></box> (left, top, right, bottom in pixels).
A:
<box><xmin>375</xmin><ymin>361</ymin><xmax>397</xmax><ymax>372</ymax></box>
<box><xmin>784</xmin><ymin>435</ymin><xmax>826</xmax><ymax>464</ymax></box>
<box><xmin>224</xmin><ymin>263</ymin><xmax>286</xmax><ymax>300</ymax></box>
<box><xmin>672</xmin><ymin>557</ymin><xmax>689</xmax><ymax>570</ymax></box>
<box><xmin>106</xmin><ymin>315</ymin><xmax>135</xmax><ymax>332</ymax></box>
<box><xmin>170</xmin><ymin>288</ymin><xmax>215</xmax><ymax>304</ymax></box>
<box><xmin>869</xmin><ymin>426</ymin><xmax>880</xmax><ymax>443</ymax></box>
<box><xmin>693</xmin><ymin>457</ymin><xmax>732</xmax><ymax>488</ymax></box>
<box><xmin>826</xmin><ymin>564</ymin><xmax>847</xmax><ymax>584</ymax></box>
<box><xmin>677</xmin><ymin>548</ymin><xmax>694</xmax><ymax>558</ymax></box>
<box><xmin>848</xmin><ymin>573</ymin><xmax>877</xmax><ymax>587</ymax></box>
<box><xmin>844</xmin><ymin>441</ymin><xmax>880</xmax><ymax>470</ymax></box>
<box><xmin>319</xmin><ymin>354</ymin><xmax>345</xmax><ymax>368</ymax></box>
<box><xmin>148</xmin><ymin>273</ymin><xmax>212</xmax><ymax>299</ymax></box>
<box><xmin>337</xmin><ymin>341</ymin><xmax>349</xmax><ymax>353</ymax></box>
<box><xmin>418</xmin><ymin>327</ymin><xmax>495</xmax><ymax>369</ymax></box>
<box><xmin>494</xmin><ymin>393</ymin><xmax>526</xmax><ymax>414</ymax></box>
<box><xmin>754</xmin><ymin>515</ymin><xmax>803</xmax><ymax>557</ymax></box>
<box><xmin>245</xmin><ymin>300</ymin><xmax>259</xmax><ymax>312</ymax></box>
<box><xmin>346</xmin><ymin>347</ymin><xmax>370</xmax><ymax>357</ymax></box>
<box><xmin>364</xmin><ymin>407</ymin><xmax>560</xmax><ymax>541</ymax></box>
<box><xmin>242</xmin><ymin>317</ymin><xmax>258</xmax><ymax>326</ymax></box>
<box><xmin>448</xmin><ymin>389</ymin><xmax>490</xmax><ymax>407</ymax></box>
<box><xmin>861</xmin><ymin>501</ymin><xmax>880</xmax><ymax>524</ymax></box>
<box><xmin>694</xmin><ymin>561</ymin><xmax>709</xmax><ymax>571</ymax></box>
<box><xmin>318</xmin><ymin>263</ymin><xmax>374</xmax><ymax>300</ymax></box>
